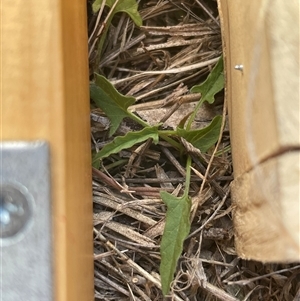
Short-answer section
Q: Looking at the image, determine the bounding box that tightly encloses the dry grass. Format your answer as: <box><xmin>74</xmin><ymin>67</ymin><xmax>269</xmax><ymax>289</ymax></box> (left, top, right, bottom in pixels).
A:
<box><xmin>88</xmin><ymin>1</ymin><xmax>300</xmax><ymax>300</ymax></box>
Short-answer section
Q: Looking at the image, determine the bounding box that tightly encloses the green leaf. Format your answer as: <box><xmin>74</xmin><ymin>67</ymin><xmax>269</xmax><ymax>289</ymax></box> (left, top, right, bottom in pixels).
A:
<box><xmin>159</xmin><ymin>191</ymin><xmax>191</xmax><ymax>295</ymax></box>
<box><xmin>90</xmin><ymin>74</ymin><xmax>138</xmax><ymax>136</ymax></box>
<box><xmin>190</xmin><ymin>56</ymin><xmax>224</xmax><ymax>104</ymax></box>
<box><xmin>93</xmin><ymin>126</ymin><xmax>159</xmax><ymax>163</ymax></box>
<box><xmin>92</xmin><ymin>0</ymin><xmax>142</xmax><ymax>26</ymax></box>
<box><xmin>177</xmin><ymin>115</ymin><xmax>222</xmax><ymax>152</ymax></box>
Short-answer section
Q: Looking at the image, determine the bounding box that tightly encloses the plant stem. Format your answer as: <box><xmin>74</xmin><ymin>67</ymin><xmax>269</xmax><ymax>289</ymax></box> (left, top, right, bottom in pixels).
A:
<box><xmin>159</xmin><ymin>133</ymin><xmax>183</xmax><ymax>151</ymax></box>
<box><xmin>158</xmin><ymin>130</ymin><xmax>176</xmax><ymax>136</ymax></box>
<box><xmin>129</xmin><ymin>113</ymin><xmax>152</xmax><ymax>128</ymax></box>
<box><xmin>95</xmin><ymin>0</ymin><xmax>121</xmax><ymax>70</ymax></box>
<box><xmin>185</xmin><ymin>98</ymin><xmax>203</xmax><ymax>131</ymax></box>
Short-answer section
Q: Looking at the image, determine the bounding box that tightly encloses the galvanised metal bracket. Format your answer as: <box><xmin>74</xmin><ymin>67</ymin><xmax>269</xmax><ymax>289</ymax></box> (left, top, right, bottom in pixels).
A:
<box><xmin>0</xmin><ymin>141</ymin><xmax>53</xmax><ymax>301</ymax></box>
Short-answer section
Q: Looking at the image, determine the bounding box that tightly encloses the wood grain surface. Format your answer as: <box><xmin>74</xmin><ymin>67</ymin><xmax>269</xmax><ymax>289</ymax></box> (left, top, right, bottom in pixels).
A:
<box><xmin>218</xmin><ymin>0</ymin><xmax>300</xmax><ymax>261</ymax></box>
<box><xmin>1</xmin><ymin>0</ymin><xmax>94</xmax><ymax>299</ymax></box>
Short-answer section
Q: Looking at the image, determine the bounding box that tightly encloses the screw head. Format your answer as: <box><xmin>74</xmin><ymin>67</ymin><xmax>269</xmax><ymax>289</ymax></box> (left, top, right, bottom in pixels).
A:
<box><xmin>0</xmin><ymin>184</ymin><xmax>33</xmax><ymax>239</ymax></box>
<box><xmin>234</xmin><ymin>64</ymin><xmax>244</xmax><ymax>71</ymax></box>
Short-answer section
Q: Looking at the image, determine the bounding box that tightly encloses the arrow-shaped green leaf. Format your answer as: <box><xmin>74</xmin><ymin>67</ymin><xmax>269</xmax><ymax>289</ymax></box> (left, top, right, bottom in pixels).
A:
<box><xmin>90</xmin><ymin>74</ymin><xmax>147</xmax><ymax>136</ymax></box>
<box><xmin>190</xmin><ymin>56</ymin><xmax>224</xmax><ymax>104</ymax></box>
<box><xmin>159</xmin><ymin>191</ymin><xmax>191</xmax><ymax>295</ymax></box>
<box><xmin>177</xmin><ymin>115</ymin><xmax>222</xmax><ymax>152</ymax></box>
<box><xmin>93</xmin><ymin>126</ymin><xmax>159</xmax><ymax>165</ymax></box>
<box><xmin>92</xmin><ymin>0</ymin><xmax>142</xmax><ymax>26</ymax></box>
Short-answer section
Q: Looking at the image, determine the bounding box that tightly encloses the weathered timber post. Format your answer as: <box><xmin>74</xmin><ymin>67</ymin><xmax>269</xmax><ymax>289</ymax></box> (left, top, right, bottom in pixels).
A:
<box><xmin>218</xmin><ymin>0</ymin><xmax>300</xmax><ymax>261</ymax></box>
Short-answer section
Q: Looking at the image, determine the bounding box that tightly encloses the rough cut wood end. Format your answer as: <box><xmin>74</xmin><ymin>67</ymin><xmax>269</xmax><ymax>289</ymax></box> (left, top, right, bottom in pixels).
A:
<box><xmin>218</xmin><ymin>0</ymin><xmax>300</xmax><ymax>261</ymax></box>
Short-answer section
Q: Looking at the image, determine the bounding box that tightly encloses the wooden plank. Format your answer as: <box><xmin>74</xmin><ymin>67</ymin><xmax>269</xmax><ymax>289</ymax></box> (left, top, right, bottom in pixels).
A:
<box><xmin>1</xmin><ymin>0</ymin><xmax>94</xmax><ymax>299</ymax></box>
<box><xmin>218</xmin><ymin>0</ymin><xmax>300</xmax><ymax>261</ymax></box>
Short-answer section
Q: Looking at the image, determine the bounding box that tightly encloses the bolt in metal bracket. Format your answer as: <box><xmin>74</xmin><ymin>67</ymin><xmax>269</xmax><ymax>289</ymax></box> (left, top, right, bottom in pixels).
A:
<box><xmin>0</xmin><ymin>141</ymin><xmax>53</xmax><ymax>301</ymax></box>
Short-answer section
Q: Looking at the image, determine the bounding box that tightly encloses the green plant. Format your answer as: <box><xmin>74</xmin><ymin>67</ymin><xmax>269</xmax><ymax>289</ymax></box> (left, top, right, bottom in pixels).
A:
<box><xmin>92</xmin><ymin>0</ymin><xmax>142</xmax><ymax>67</ymax></box>
<box><xmin>90</xmin><ymin>55</ymin><xmax>224</xmax><ymax>295</ymax></box>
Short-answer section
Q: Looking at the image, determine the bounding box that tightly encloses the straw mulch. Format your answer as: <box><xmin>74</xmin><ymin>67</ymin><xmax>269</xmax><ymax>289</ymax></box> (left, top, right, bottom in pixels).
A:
<box><xmin>88</xmin><ymin>1</ymin><xmax>300</xmax><ymax>300</ymax></box>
